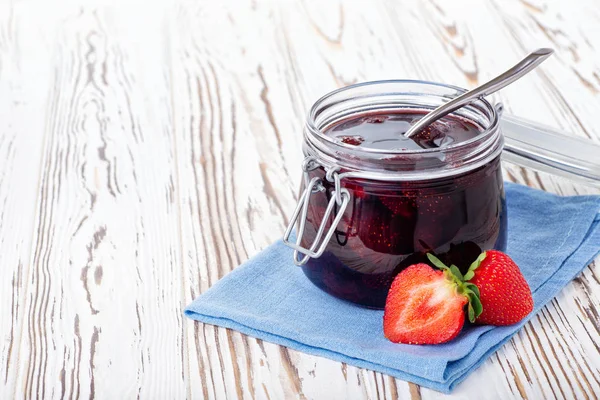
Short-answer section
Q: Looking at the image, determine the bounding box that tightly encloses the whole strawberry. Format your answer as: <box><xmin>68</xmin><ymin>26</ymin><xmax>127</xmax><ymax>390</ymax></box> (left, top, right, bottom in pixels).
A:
<box><xmin>465</xmin><ymin>250</ymin><xmax>533</xmax><ymax>326</ymax></box>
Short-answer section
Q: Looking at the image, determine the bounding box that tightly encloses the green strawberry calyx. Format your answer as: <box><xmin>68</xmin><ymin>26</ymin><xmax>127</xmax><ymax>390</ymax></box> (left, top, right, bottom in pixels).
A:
<box><xmin>463</xmin><ymin>252</ymin><xmax>487</xmax><ymax>281</ymax></box>
<box><xmin>426</xmin><ymin>253</ymin><xmax>483</xmax><ymax>323</ymax></box>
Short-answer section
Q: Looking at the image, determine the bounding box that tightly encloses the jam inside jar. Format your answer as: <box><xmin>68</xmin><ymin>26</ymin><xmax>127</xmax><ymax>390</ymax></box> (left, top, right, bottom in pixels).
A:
<box><xmin>284</xmin><ymin>81</ymin><xmax>507</xmax><ymax>309</ymax></box>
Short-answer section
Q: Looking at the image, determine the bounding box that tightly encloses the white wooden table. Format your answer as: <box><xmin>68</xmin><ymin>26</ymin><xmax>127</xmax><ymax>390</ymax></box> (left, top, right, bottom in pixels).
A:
<box><xmin>1</xmin><ymin>0</ymin><xmax>599</xmax><ymax>398</ymax></box>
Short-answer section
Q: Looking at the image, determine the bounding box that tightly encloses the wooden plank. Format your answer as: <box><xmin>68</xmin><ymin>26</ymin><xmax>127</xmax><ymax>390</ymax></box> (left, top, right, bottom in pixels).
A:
<box><xmin>0</xmin><ymin>3</ymin><xmax>54</xmax><ymax>398</ymax></box>
<box><xmin>8</xmin><ymin>3</ymin><xmax>188</xmax><ymax>398</ymax></box>
<box><xmin>170</xmin><ymin>2</ymin><xmax>312</xmax><ymax>398</ymax></box>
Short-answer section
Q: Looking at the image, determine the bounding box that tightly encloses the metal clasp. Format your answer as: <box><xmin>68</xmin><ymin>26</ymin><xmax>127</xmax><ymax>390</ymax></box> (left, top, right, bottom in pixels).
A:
<box><xmin>282</xmin><ymin>157</ymin><xmax>351</xmax><ymax>265</ymax></box>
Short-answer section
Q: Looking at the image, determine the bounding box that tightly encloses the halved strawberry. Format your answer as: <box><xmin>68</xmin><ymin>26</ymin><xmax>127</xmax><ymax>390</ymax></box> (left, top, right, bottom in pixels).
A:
<box><xmin>383</xmin><ymin>255</ymin><xmax>482</xmax><ymax>345</ymax></box>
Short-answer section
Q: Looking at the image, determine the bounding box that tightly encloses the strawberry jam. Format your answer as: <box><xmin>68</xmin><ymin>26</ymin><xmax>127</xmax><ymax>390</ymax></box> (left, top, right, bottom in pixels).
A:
<box><xmin>299</xmin><ymin>111</ymin><xmax>507</xmax><ymax>308</ymax></box>
<box><xmin>329</xmin><ymin>112</ymin><xmax>481</xmax><ymax>151</ymax></box>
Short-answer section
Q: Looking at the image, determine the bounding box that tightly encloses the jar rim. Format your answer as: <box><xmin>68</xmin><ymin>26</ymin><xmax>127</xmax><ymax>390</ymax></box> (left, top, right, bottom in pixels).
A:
<box><xmin>302</xmin><ymin>80</ymin><xmax>504</xmax><ymax>181</ymax></box>
<box><xmin>305</xmin><ymin>79</ymin><xmax>499</xmax><ymax>155</ymax></box>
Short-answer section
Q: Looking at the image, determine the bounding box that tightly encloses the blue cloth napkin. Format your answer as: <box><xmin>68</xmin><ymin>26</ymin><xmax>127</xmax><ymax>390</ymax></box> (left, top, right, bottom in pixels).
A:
<box><xmin>185</xmin><ymin>182</ymin><xmax>600</xmax><ymax>393</ymax></box>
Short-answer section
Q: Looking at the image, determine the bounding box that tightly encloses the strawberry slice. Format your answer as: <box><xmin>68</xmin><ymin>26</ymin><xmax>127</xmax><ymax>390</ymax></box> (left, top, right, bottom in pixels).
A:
<box><xmin>383</xmin><ymin>255</ymin><xmax>482</xmax><ymax>345</ymax></box>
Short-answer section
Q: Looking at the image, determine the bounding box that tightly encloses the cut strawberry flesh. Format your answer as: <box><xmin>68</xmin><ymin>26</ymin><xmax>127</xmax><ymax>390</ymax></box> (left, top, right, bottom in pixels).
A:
<box><xmin>384</xmin><ymin>264</ymin><xmax>467</xmax><ymax>345</ymax></box>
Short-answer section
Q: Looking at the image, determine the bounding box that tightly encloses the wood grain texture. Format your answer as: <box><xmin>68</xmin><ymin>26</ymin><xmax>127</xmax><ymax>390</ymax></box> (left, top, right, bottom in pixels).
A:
<box><xmin>0</xmin><ymin>4</ymin><xmax>54</xmax><ymax>398</ymax></box>
<box><xmin>0</xmin><ymin>0</ymin><xmax>599</xmax><ymax>399</ymax></box>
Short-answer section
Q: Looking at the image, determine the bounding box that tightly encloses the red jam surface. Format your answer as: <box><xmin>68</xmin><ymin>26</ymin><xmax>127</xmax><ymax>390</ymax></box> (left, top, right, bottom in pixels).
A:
<box><xmin>330</xmin><ymin>112</ymin><xmax>481</xmax><ymax>151</ymax></box>
<box><xmin>300</xmin><ymin>112</ymin><xmax>507</xmax><ymax>308</ymax></box>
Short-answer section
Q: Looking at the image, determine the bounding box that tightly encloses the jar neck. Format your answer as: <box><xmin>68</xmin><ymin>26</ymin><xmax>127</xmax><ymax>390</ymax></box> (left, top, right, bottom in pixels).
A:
<box><xmin>303</xmin><ymin>80</ymin><xmax>503</xmax><ymax>181</ymax></box>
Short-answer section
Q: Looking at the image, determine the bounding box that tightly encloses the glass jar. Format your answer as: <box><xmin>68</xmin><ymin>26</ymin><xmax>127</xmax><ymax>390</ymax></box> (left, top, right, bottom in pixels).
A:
<box><xmin>283</xmin><ymin>80</ymin><xmax>507</xmax><ymax>308</ymax></box>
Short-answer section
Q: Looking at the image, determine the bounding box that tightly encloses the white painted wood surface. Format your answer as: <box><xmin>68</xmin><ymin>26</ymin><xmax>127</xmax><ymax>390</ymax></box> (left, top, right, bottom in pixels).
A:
<box><xmin>0</xmin><ymin>0</ymin><xmax>599</xmax><ymax>398</ymax></box>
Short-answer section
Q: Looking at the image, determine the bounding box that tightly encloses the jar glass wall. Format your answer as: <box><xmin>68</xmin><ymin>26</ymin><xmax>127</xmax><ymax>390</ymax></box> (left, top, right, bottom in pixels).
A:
<box><xmin>289</xmin><ymin>80</ymin><xmax>507</xmax><ymax>308</ymax></box>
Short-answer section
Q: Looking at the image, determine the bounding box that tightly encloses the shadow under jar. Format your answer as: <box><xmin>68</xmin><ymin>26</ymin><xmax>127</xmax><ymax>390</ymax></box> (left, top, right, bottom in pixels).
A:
<box><xmin>284</xmin><ymin>80</ymin><xmax>507</xmax><ymax>309</ymax></box>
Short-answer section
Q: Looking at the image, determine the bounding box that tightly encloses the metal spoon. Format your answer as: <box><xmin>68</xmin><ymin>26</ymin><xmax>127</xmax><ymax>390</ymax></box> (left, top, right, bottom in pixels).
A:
<box><xmin>403</xmin><ymin>48</ymin><xmax>554</xmax><ymax>138</ymax></box>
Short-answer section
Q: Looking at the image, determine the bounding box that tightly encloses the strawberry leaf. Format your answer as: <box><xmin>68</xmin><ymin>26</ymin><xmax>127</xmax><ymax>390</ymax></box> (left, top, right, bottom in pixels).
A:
<box><xmin>427</xmin><ymin>253</ymin><xmax>449</xmax><ymax>271</ymax></box>
<box><xmin>468</xmin><ymin>303</ymin><xmax>475</xmax><ymax>322</ymax></box>
<box><xmin>467</xmin><ymin>252</ymin><xmax>487</xmax><ymax>275</ymax></box>
<box><xmin>469</xmin><ymin>292</ymin><xmax>483</xmax><ymax>321</ymax></box>
<box><xmin>464</xmin><ymin>282</ymin><xmax>480</xmax><ymax>298</ymax></box>
<box><xmin>449</xmin><ymin>265</ymin><xmax>464</xmax><ymax>281</ymax></box>
<box><xmin>463</xmin><ymin>270</ymin><xmax>475</xmax><ymax>281</ymax></box>
<box><xmin>461</xmin><ymin>283</ymin><xmax>483</xmax><ymax>323</ymax></box>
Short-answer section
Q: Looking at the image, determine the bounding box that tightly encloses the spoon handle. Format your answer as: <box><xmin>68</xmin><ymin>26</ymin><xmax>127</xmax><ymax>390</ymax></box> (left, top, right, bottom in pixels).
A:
<box><xmin>404</xmin><ymin>48</ymin><xmax>554</xmax><ymax>138</ymax></box>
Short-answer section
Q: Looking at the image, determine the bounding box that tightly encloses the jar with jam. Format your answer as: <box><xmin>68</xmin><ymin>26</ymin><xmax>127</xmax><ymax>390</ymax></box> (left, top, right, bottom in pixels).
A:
<box><xmin>282</xmin><ymin>80</ymin><xmax>507</xmax><ymax>308</ymax></box>
<box><xmin>283</xmin><ymin>80</ymin><xmax>600</xmax><ymax>309</ymax></box>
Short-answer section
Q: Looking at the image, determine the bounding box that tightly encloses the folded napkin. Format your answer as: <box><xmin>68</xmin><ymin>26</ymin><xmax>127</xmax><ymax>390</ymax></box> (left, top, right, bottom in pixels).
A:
<box><xmin>185</xmin><ymin>182</ymin><xmax>600</xmax><ymax>393</ymax></box>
